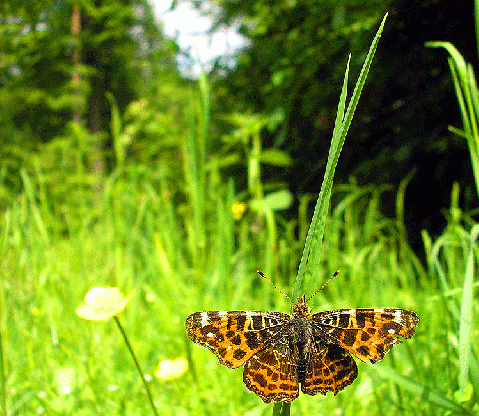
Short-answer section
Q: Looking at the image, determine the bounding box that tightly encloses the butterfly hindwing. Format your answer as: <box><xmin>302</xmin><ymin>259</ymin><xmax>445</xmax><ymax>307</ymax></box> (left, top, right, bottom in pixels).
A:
<box><xmin>302</xmin><ymin>342</ymin><xmax>358</xmax><ymax>396</ymax></box>
<box><xmin>243</xmin><ymin>333</ymin><xmax>299</xmax><ymax>402</ymax></box>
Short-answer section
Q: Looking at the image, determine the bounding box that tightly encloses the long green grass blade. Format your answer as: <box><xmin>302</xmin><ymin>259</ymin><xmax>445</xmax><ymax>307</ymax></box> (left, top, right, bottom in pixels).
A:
<box><xmin>292</xmin><ymin>56</ymin><xmax>350</xmax><ymax>300</ymax></box>
<box><xmin>458</xmin><ymin>225</ymin><xmax>479</xmax><ymax>395</ymax></box>
<box><xmin>476</xmin><ymin>0</ymin><xmax>479</xmax><ymax>58</ymax></box>
<box><xmin>293</xmin><ymin>13</ymin><xmax>388</xmax><ymax>299</ymax></box>
<box><xmin>20</xmin><ymin>169</ymin><xmax>50</xmax><ymax>245</ymax></box>
<box><xmin>0</xmin><ymin>329</ymin><xmax>5</xmax><ymax>416</ymax></box>
<box><xmin>447</xmin><ymin>58</ymin><xmax>472</xmax><ymax>147</ymax></box>
<box><xmin>426</xmin><ymin>41</ymin><xmax>479</xmax><ymax>198</ymax></box>
<box><xmin>468</xmin><ymin>352</ymin><xmax>479</xmax><ymax>407</ymax></box>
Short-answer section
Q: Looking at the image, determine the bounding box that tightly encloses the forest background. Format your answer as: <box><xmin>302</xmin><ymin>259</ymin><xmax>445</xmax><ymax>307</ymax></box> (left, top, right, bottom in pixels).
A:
<box><xmin>1</xmin><ymin>0</ymin><xmax>478</xmax><ymax>415</ymax></box>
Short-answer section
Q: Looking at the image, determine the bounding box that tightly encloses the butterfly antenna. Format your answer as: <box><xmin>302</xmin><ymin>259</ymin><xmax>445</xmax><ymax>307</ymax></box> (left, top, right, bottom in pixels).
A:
<box><xmin>256</xmin><ymin>270</ymin><xmax>293</xmax><ymax>304</ymax></box>
<box><xmin>306</xmin><ymin>270</ymin><xmax>340</xmax><ymax>303</ymax></box>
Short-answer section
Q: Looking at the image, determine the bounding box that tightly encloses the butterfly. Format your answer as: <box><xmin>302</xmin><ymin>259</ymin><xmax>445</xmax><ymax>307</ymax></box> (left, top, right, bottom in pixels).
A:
<box><xmin>185</xmin><ymin>271</ymin><xmax>418</xmax><ymax>402</ymax></box>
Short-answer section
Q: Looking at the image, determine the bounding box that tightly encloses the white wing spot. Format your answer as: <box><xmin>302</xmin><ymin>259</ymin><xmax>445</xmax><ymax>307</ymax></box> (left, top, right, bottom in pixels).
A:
<box><xmin>200</xmin><ymin>312</ymin><xmax>209</xmax><ymax>326</ymax></box>
<box><xmin>388</xmin><ymin>328</ymin><xmax>396</xmax><ymax>334</ymax></box>
<box><xmin>206</xmin><ymin>332</ymin><xmax>214</xmax><ymax>338</ymax></box>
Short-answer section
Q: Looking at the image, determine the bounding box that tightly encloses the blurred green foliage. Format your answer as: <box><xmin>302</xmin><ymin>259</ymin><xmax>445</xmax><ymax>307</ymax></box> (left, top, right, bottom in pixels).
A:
<box><xmin>214</xmin><ymin>0</ymin><xmax>389</xmax><ymax>116</ymax></box>
<box><xmin>0</xmin><ymin>0</ymin><xmax>181</xmax><ymax>213</ymax></box>
<box><xmin>207</xmin><ymin>0</ymin><xmax>478</xmax><ymax>249</ymax></box>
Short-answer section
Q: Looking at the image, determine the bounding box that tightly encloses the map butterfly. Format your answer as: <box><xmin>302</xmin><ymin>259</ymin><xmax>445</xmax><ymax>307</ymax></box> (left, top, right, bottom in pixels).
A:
<box><xmin>185</xmin><ymin>271</ymin><xmax>419</xmax><ymax>402</ymax></box>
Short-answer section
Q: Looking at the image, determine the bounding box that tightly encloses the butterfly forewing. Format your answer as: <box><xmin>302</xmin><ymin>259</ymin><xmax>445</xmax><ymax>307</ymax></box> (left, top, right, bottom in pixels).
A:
<box><xmin>312</xmin><ymin>308</ymin><xmax>419</xmax><ymax>363</ymax></box>
<box><xmin>185</xmin><ymin>310</ymin><xmax>289</xmax><ymax>368</ymax></box>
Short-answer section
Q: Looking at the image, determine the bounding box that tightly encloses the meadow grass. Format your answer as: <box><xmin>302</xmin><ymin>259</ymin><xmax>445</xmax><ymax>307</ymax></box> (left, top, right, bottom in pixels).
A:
<box><xmin>2</xmin><ymin>155</ymin><xmax>477</xmax><ymax>416</ymax></box>
<box><xmin>1</xmin><ymin>19</ymin><xmax>478</xmax><ymax>416</ymax></box>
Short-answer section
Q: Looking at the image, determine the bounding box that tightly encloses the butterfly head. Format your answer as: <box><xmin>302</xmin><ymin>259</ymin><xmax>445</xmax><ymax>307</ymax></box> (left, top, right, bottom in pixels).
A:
<box><xmin>292</xmin><ymin>294</ymin><xmax>312</xmax><ymax>318</ymax></box>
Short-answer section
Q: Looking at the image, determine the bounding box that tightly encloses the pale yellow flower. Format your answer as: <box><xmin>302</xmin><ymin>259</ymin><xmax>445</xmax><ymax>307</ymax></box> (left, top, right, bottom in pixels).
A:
<box><xmin>76</xmin><ymin>287</ymin><xmax>134</xmax><ymax>321</ymax></box>
<box><xmin>232</xmin><ymin>202</ymin><xmax>247</xmax><ymax>220</ymax></box>
<box><xmin>154</xmin><ymin>358</ymin><xmax>188</xmax><ymax>381</ymax></box>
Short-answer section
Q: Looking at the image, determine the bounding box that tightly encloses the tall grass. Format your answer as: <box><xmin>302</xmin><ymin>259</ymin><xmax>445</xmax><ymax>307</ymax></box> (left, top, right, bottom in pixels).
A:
<box><xmin>426</xmin><ymin>33</ymin><xmax>479</xmax><ymax>412</ymax></box>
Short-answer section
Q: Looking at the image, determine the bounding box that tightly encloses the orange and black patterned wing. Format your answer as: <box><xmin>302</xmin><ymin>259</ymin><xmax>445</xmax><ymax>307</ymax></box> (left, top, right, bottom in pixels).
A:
<box><xmin>301</xmin><ymin>342</ymin><xmax>357</xmax><ymax>396</ymax></box>
<box><xmin>243</xmin><ymin>333</ymin><xmax>299</xmax><ymax>403</ymax></box>
<box><xmin>312</xmin><ymin>308</ymin><xmax>419</xmax><ymax>363</ymax></box>
<box><xmin>185</xmin><ymin>310</ymin><xmax>289</xmax><ymax>369</ymax></box>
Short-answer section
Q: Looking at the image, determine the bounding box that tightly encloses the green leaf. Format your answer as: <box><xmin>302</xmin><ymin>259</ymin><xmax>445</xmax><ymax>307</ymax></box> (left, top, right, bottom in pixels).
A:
<box><xmin>250</xmin><ymin>189</ymin><xmax>293</xmax><ymax>211</ymax></box>
<box><xmin>204</xmin><ymin>154</ymin><xmax>242</xmax><ymax>170</ymax></box>
<box><xmin>260</xmin><ymin>148</ymin><xmax>293</xmax><ymax>167</ymax></box>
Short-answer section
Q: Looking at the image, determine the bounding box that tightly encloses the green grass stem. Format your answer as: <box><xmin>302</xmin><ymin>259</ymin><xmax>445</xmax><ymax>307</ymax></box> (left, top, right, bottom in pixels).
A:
<box><xmin>0</xmin><ymin>330</ymin><xmax>5</xmax><ymax>416</ymax></box>
<box><xmin>113</xmin><ymin>316</ymin><xmax>159</xmax><ymax>416</ymax></box>
<box><xmin>458</xmin><ymin>225</ymin><xmax>479</xmax><ymax>396</ymax></box>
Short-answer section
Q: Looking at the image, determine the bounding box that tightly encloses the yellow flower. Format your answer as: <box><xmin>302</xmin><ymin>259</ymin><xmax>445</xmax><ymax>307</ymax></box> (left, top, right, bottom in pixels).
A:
<box><xmin>154</xmin><ymin>358</ymin><xmax>188</xmax><ymax>381</ymax></box>
<box><xmin>76</xmin><ymin>287</ymin><xmax>134</xmax><ymax>321</ymax></box>
<box><xmin>232</xmin><ymin>202</ymin><xmax>247</xmax><ymax>220</ymax></box>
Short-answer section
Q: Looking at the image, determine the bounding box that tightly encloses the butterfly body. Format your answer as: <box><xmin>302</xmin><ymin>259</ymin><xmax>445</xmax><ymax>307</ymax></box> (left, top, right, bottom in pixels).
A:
<box><xmin>186</xmin><ymin>294</ymin><xmax>418</xmax><ymax>402</ymax></box>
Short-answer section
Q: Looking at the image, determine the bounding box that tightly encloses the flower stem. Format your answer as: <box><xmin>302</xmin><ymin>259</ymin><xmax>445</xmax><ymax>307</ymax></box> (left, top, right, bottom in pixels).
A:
<box><xmin>114</xmin><ymin>316</ymin><xmax>159</xmax><ymax>416</ymax></box>
<box><xmin>0</xmin><ymin>329</ymin><xmax>6</xmax><ymax>416</ymax></box>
